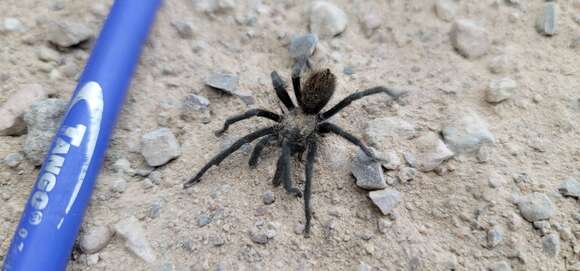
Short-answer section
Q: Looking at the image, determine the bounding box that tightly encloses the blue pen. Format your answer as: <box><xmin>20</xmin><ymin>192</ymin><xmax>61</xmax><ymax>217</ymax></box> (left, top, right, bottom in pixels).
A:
<box><xmin>3</xmin><ymin>1</ymin><xmax>162</xmax><ymax>270</ymax></box>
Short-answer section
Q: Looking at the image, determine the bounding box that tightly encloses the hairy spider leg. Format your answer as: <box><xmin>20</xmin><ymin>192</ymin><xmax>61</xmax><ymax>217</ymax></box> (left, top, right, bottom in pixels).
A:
<box><xmin>291</xmin><ymin>66</ymin><xmax>303</xmax><ymax>106</ymax></box>
<box><xmin>272</xmin><ymin>153</ymin><xmax>284</xmax><ymax>187</ymax></box>
<box><xmin>214</xmin><ymin>109</ymin><xmax>281</xmax><ymax>136</ymax></box>
<box><xmin>321</xmin><ymin>86</ymin><xmax>406</xmax><ymax>120</ymax></box>
<box><xmin>317</xmin><ymin>122</ymin><xmax>376</xmax><ymax>159</ymax></box>
<box><xmin>184</xmin><ymin>127</ymin><xmax>275</xmax><ymax>188</ymax></box>
<box><xmin>280</xmin><ymin>140</ymin><xmax>302</xmax><ymax>197</ymax></box>
<box><xmin>303</xmin><ymin>137</ymin><xmax>318</xmax><ymax>237</ymax></box>
<box><xmin>249</xmin><ymin>134</ymin><xmax>275</xmax><ymax>168</ymax></box>
<box><xmin>271</xmin><ymin>71</ymin><xmax>295</xmax><ymax>110</ymax></box>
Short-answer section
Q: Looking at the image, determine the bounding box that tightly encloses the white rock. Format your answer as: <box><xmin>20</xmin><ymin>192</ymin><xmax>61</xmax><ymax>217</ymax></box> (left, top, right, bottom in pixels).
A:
<box><xmin>559</xmin><ymin>178</ymin><xmax>580</xmax><ymax>198</ymax></box>
<box><xmin>172</xmin><ymin>20</ymin><xmax>194</xmax><ymax>39</ymax></box>
<box><xmin>37</xmin><ymin>46</ymin><xmax>60</xmax><ymax>63</ymax></box>
<box><xmin>517</xmin><ymin>192</ymin><xmax>556</xmax><ymax>222</ymax></box>
<box><xmin>193</xmin><ymin>0</ymin><xmax>236</xmax><ymax>13</ymax></box>
<box><xmin>442</xmin><ymin>110</ymin><xmax>495</xmax><ymax>154</ymax></box>
<box><xmin>413</xmin><ymin>132</ymin><xmax>454</xmax><ymax>172</ymax></box>
<box><xmin>140</xmin><ymin>128</ymin><xmax>181</xmax><ymax>167</ymax></box>
<box><xmin>542</xmin><ymin>233</ymin><xmax>560</xmax><ymax>257</ymax></box>
<box><xmin>23</xmin><ymin>99</ymin><xmax>67</xmax><ymax>166</ymax></box>
<box><xmin>488</xmin><ymin>55</ymin><xmax>512</xmax><ymax>74</ymax></box>
<box><xmin>490</xmin><ymin>261</ymin><xmax>512</xmax><ymax>271</ymax></box>
<box><xmin>450</xmin><ymin>19</ymin><xmax>490</xmax><ymax>59</ymax></box>
<box><xmin>111</xmin><ymin>177</ymin><xmax>128</xmax><ymax>193</ymax></box>
<box><xmin>0</xmin><ymin>84</ymin><xmax>48</xmax><ymax>136</ymax></box>
<box><xmin>379</xmin><ymin>150</ymin><xmax>401</xmax><ymax>170</ymax></box>
<box><xmin>368</xmin><ymin>189</ymin><xmax>401</xmax><ymax>215</ymax></box>
<box><xmin>47</xmin><ymin>21</ymin><xmax>93</xmax><ymax>48</ymax></box>
<box><xmin>114</xmin><ymin>216</ymin><xmax>157</xmax><ymax>263</ymax></box>
<box><xmin>3</xmin><ymin>18</ymin><xmax>25</xmax><ymax>33</ymax></box>
<box><xmin>79</xmin><ymin>225</ymin><xmax>113</xmax><ymax>254</ymax></box>
<box><xmin>487</xmin><ymin>225</ymin><xmax>503</xmax><ymax>248</ymax></box>
<box><xmin>486</xmin><ymin>78</ymin><xmax>517</xmax><ymax>103</ymax></box>
<box><xmin>365</xmin><ymin>117</ymin><xmax>416</xmax><ymax>149</ymax></box>
<box><xmin>434</xmin><ymin>0</ymin><xmax>458</xmax><ymax>22</ymax></box>
<box><xmin>309</xmin><ymin>1</ymin><xmax>348</xmax><ymax>38</ymax></box>
<box><xmin>536</xmin><ymin>2</ymin><xmax>558</xmax><ymax>36</ymax></box>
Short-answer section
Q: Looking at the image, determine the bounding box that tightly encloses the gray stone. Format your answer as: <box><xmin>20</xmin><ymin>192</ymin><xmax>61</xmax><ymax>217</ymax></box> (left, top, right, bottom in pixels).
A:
<box><xmin>442</xmin><ymin>110</ymin><xmax>495</xmax><ymax>154</ymax></box>
<box><xmin>309</xmin><ymin>1</ymin><xmax>348</xmax><ymax>38</ymax></box>
<box><xmin>490</xmin><ymin>261</ymin><xmax>512</xmax><ymax>271</ymax></box>
<box><xmin>197</xmin><ymin>213</ymin><xmax>212</xmax><ymax>227</ymax></box>
<box><xmin>112</xmin><ymin>158</ymin><xmax>134</xmax><ymax>175</ymax></box>
<box><xmin>486</xmin><ymin>78</ymin><xmax>517</xmax><ymax>103</ymax></box>
<box><xmin>398</xmin><ymin>167</ymin><xmax>417</xmax><ymax>183</ymax></box>
<box><xmin>488</xmin><ymin>55</ymin><xmax>512</xmax><ymax>74</ymax></box>
<box><xmin>450</xmin><ymin>19</ymin><xmax>490</xmax><ymax>59</ymax></box>
<box><xmin>172</xmin><ymin>20</ymin><xmax>194</xmax><ymax>39</ymax></box>
<box><xmin>148</xmin><ymin>201</ymin><xmax>163</xmax><ymax>219</ymax></box>
<box><xmin>289</xmin><ymin>33</ymin><xmax>318</xmax><ymax>58</ymax></box>
<box><xmin>140</xmin><ymin>128</ymin><xmax>181</xmax><ymax>167</ymax></box>
<box><xmin>111</xmin><ymin>177</ymin><xmax>128</xmax><ymax>193</ymax></box>
<box><xmin>533</xmin><ymin>220</ymin><xmax>551</xmax><ymax>236</ymax></box>
<box><xmin>2</xmin><ymin>18</ymin><xmax>25</xmax><ymax>33</ymax></box>
<box><xmin>181</xmin><ymin>94</ymin><xmax>210</xmax><ymax>123</ymax></box>
<box><xmin>193</xmin><ymin>0</ymin><xmax>236</xmax><ymax>14</ymax></box>
<box><xmin>488</xmin><ymin>171</ymin><xmax>506</xmax><ymax>188</ymax></box>
<box><xmin>23</xmin><ymin>98</ymin><xmax>67</xmax><ymax>166</ymax></box>
<box><xmin>79</xmin><ymin>225</ymin><xmax>113</xmax><ymax>254</ymax></box>
<box><xmin>558</xmin><ymin>178</ymin><xmax>580</xmax><ymax>198</ymax></box>
<box><xmin>352</xmin><ymin>148</ymin><xmax>386</xmax><ymax>190</ymax></box>
<box><xmin>434</xmin><ymin>0</ymin><xmax>458</xmax><ymax>22</ymax></box>
<box><xmin>37</xmin><ymin>46</ymin><xmax>60</xmax><ymax>63</ymax></box>
<box><xmin>357</xmin><ymin>262</ymin><xmax>372</xmax><ymax>271</ymax></box>
<box><xmin>4</xmin><ymin>153</ymin><xmax>23</xmax><ymax>168</ymax></box>
<box><xmin>0</xmin><ymin>83</ymin><xmax>48</xmax><ymax>136</ymax></box>
<box><xmin>249</xmin><ymin>222</ymin><xmax>278</xmax><ymax>244</ymax></box>
<box><xmin>487</xmin><ymin>225</ymin><xmax>503</xmax><ymax>248</ymax></box>
<box><xmin>542</xmin><ymin>233</ymin><xmax>560</xmax><ymax>257</ymax></box>
<box><xmin>536</xmin><ymin>2</ymin><xmax>558</xmax><ymax>36</ymax></box>
<box><xmin>413</xmin><ymin>132</ymin><xmax>454</xmax><ymax>172</ymax></box>
<box><xmin>86</xmin><ymin>254</ymin><xmax>99</xmax><ymax>266</ymax></box>
<box><xmin>368</xmin><ymin>189</ymin><xmax>401</xmax><ymax>215</ymax></box>
<box><xmin>205</xmin><ymin>73</ymin><xmax>252</xmax><ymax>103</ymax></box>
<box><xmin>114</xmin><ymin>216</ymin><xmax>157</xmax><ymax>263</ymax></box>
<box><xmin>360</xmin><ymin>13</ymin><xmax>381</xmax><ymax>37</ymax></box>
<box><xmin>364</xmin><ymin>117</ymin><xmax>416</xmax><ymax>148</ymax></box>
<box><xmin>517</xmin><ymin>192</ymin><xmax>556</xmax><ymax>222</ymax></box>
<box><xmin>262</xmin><ymin>191</ymin><xmax>275</xmax><ymax>205</ymax></box>
<box><xmin>377</xmin><ymin>218</ymin><xmax>393</xmax><ymax>234</ymax></box>
<box><xmin>47</xmin><ymin>21</ymin><xmax>93</xmax><ymax>48</ymax></box>
<box><xmin>379</xmin><ymin>150</ymin><xmax>400</xmax><ymax>170</ymax></box>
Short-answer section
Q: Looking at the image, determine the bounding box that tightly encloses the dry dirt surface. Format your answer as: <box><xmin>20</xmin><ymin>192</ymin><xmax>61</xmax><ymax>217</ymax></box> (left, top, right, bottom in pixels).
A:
<box><xmin>1</xmin><ymin>0</ymin><xmax>580</xmax><ymax>270</ymax></box>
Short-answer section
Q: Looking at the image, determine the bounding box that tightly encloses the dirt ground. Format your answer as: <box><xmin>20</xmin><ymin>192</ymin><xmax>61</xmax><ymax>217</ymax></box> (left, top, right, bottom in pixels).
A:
<box><xmin>1</xmin><ymin>0</ymin><xmax>579</xmax><ymax>270</ymax></box>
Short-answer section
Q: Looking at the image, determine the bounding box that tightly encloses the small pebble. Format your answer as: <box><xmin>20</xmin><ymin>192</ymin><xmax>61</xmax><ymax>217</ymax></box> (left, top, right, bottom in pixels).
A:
<box><xmin>434</xmin><ymin>0</ymin><xmax>458</xmax><ymax>22</ymax></box>
<box><xmin>172</xmin><ymin>20</ymin><xmax>194</xmax><ymax>39</ymax></box>
<box><xmin>442</xmin><ymin>110</ymin><xmax>495</xmax><ymax>154</ymax></box>
<box><xmin>37</xmin><ymin>46</ymin><xmax>61</xmax><ymax>63</ymax></box>
<box><xmin>2</xmin><ymin>18</ymin><xmax>25</xmax><ymax>33</ymax></box>
<box><xmin>343</xmin><ymin>66</ymin><xmax>355</xmax><ymax>75</ymax></box>
<box><xmin>197</xmin><ymin>213</ymin><xmax>212</xmax><ymax>227</ymax></box>
<box><xmin>488</xmin><ymin>55</ymin><xmax>511</xmax><ymax>74</ymax></box>
<box><xmin>110</xmin><ymin>178</ymin><xmax>128</xmax><ymax>193</ymax></box>
<box><xmin>47</xmin><ymin>21</ymin><xmax>93</xmax><ymax>48</ymax></box>
<box><xmin>289</xmin><ymin>33</ymin><xmax>318</xmax><ymax>60</ymax></box>
<box><xmin>79</xmin><ymin>225</ymin><xmax>113</xmax><ymax>254</ymax></box>
<box><xmin>517</xmin><ymin>192</ymin><xmax>556</xmax><ymax>222</ymax></box>
<box><xmin>140</xmin><ymin>128</ymin><xmax>181</xmax><ymax>167</ymax></box>
<box><xmin>558</xmin><ymin>178</ymin><xmax>580</xmax><ymax>198</ymax></box>
<box><xmin>23</xmin><ymin>99</ymin><xmax>67</xmax><ymax>165</ymax></box>
<box><xmin>4</xmin><ymin>153</ymin><xmax>24</xmax><ymax>168</ymax></box>
<box><xmin>487</xmin><ymin>225</ymin><xmax>503</xmax><ymax>248</ymax></box>
<box><xmin>360</xmin><ymin>13</ymin><xmax>381</xmax><ymax>37</ymax></box>
<box><xmin>536</xmin><ymin>2</ymin><xmax>558</xmax><ymax>36</ymax></box>
<box><xmin>262</xmin><ymin>191</ymin><xmax>275</xmax><ymax>205</ymax></box>
<box><xmin>0</xmin><ymin>83</ymin><xmax>48</xmax><ymax>136</ymax></box>
<box><xmin>206</xmin><ymin>72</ymin><xmax>239</xmax><ymax>95</ymax></box>
<box><xmin>450</xmin><ymin>19</ymin><xmax>490</xmax><ymax>59</ymax></box>
<box><xmin>413</xmin><ymin>132</ymin><xmax>454</xmax><ymax>172</ymax></box>
<box><xmin>309</xmin><ymin>1</ymin><xmax>348</xmax><ymax>38</ymax></box>
<box><xmin>542</xmin><ymin>233</ymin><xmax>560</xmax><ymax>257</ymax></box>
<box><xmin>486</xmin><ymin>78</ymin><xmax>517</xmax><ymax>103</ymax></box>
<box><xmin>398</xmin><ymin>167</ymin><xmax>417</xmax><ymax>183</ymax></box>
<box><xmin>352</xmin><ymin>148</ymin><xmax>387</xmax><ymax>190</ymax></box>
<box><xmin>368</xmin><ymin>189</ymin><xmax>401</xmax><ymax>215</ymax></box>
<box><xmin>490</xmin><ymin>261</ymin><xmax>512</xmax><ymax>271</ymax></box>
<box><xmin>114</xmin><ymin>216</ymin><xmax>157</xmax><ymax>263</ymax></box>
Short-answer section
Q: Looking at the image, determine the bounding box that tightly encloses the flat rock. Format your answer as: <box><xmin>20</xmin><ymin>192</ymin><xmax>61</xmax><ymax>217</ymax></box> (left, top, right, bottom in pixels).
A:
<box><xmin>490</xmin><ymin>261</ymin><xmax>512</xmax><ymax>271</ymax></box>
<box><xmin>23</xmin><ymin>98</ymin><xmax>67</xmax><ymax>166</ymax></box>
<box><xmin>450</xmin><ymin>19</ymin><xmax>490</xmax><ymax>59</ymax></box>
<box><xmin>364</xmin><ymin>117</ymin><xmax>416</xmax><ymax>150</ymax></box>
<box><xmin>486</xmin><ymin>78</ymin><xmax>517</xmax><ymax>103</ymax></box>
<box><xmin>536</xmin><ymin>2</ymin><xmax>558</xmax><ymax>36</ymax></box>
<box><xmin>172</xmin><ymin>20</ymin><xmax>194</xmax><ymax>39</ymax></box>
<box><xmin>193</xmin><ymin>0</ymin><xmax>236</xmax><ymax>14</ymax></box>
<box><xmin>114</xmin><ymin>216</ymin><xmax>157</xmax><ymax>263</ymax></box>
<box><xmin>558</xmin><ymin>178</ymin><xmax>580</xmax><ymax>198</ymax></box>
<box><xmin>140</xmin><ymin>128</ymin><xmax>181</xmax><ymax>167</ymax></box>
<box><xmin>542</xmin><ymin>233</ymin><xmax>560</xmax><ymax>257</ymax></box>
<box><xmin>517</xmin><ymin>192</ymin><xmax>556</xmax><ymax>222</ymax></box>
<box><xmin>487</xmin><ymin>225</ymin><xmax>503</xmax><ymax>248</ymax></box>
<box><xmin>368</xmin><ymin>189</ymin><xmax>401</xmax><ymax>215</ymax></box>
<box><xmin>79</xmin><ymin>225</ymin><xmax>113</xmax><ymax>254</ymax></box>
<box><xmin>434</xmin><ymin>0</ymin><xmax>458</xmax><ymax>22</ymax></box>
<box><xmin>4</xmin><ymin>153</ymin><xmax>24</xmax><ymax>168</ymax></box>
<box><xmin>2</xmin><ymin>18</ymin><xmax>25</xmax><ymax>33</ymax></box>
<box><xmin>0</xmin><ymin>83</ymin><xmax>48</xmax><ymax>136</ymax></box>
<box><xmin>413</xmin><ymin>132</ymin><xmax>454</xmax><ymax>172</ymax></box>
<box><xmin>181</xmin><ymin>93</ymin><xmax>210</xmax><ymax>123</ymax></box>
<box><xmin>309</xmin><ymin>1</ymin><xmax>348</xmax><ymax>38</ymax></box>
<box><xmin>289</xmin><ymin>33</ymin><xmax>318</xmax><ymax>60</ymax></box>
<box><xmin>205</xmin><ymin>73</ymin><xmax>252</xmax><ymax>104</ymax></box>
<box><xmin>47</xmin><ymin>21</ymin><xmax>93</xmax><ymax>48</ymax></box>
<box><xmin>352</xmin><ymin>148</ymin><xmax>386</xmax><ymax>190</ymax></box>
<box><xmin>442</xmin><ymin>110</ymin><xmax>494</xmax><ymax>154</ymax></box>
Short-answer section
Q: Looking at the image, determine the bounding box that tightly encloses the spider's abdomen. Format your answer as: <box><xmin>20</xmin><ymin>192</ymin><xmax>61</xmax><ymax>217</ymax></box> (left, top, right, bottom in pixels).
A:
<box><xmin>279</xmin><ymin>111</ymin><xmax>318</xmax><ymax>148</ymax></box>
<box><xmin>299</xmin><ymin>69</ymin><xmax>336</xmax><ymax>114</ymax></box>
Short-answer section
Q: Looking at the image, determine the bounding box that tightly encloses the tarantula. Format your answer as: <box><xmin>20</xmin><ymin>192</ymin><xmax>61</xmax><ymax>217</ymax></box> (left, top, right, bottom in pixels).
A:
<box><xmin>184</xmin><ymin>69</ymin><xmax>405</xmax><ymax>236</ymax></box>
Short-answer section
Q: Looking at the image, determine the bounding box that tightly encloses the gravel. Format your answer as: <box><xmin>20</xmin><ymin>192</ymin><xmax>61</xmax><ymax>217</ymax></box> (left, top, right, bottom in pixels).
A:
<box><xmin>434</xmin><ymin>0</ymin><xmax>458</xmax><ymax>22</ymax></box>
<box><xmin>489</xmin><ymin>261</ymin><xmax>512</xmax><ymax>271</ymax></box>
<box><xmin>113</xmin><ymin>216</ymin><xmax>157</xmax><ymax>263</ymax></box>
<box><xmin>289</xmin><ymin>33</ymin><xmax>318</xmax><ymax>61</ymax></box>
<box><xmin>249</xmin><ymin>221</ymin><xmax>278</xmax><ymax>244</ymax></box>
<box><xmin>37</xmin><ymin>46</ymin><xmax>61</xmax><ymax>63</ymax></box>
<box><xmin>4</xmin><ymin>153</ymin><xmax>23</xmax><ymax>168</ymax></box>
<box><xmin>558</xmin><ymin>178</ymin><xmax>580</xmax><ymax>198</ymax></box>
<box><xmin>79</xmin><ymin>225</ymin><xmax>113</xmax><ymax>254</ymax></box>
<box><xmin>140</xmin><ymin>128</ymin><xmax>181</xmax><ymax>167</ymax></box>
<box><xmin>517</xmin><ymin>192</ymin><xmax>556</xmax><ymax>222</ymax></box>
<box><xmin>172</xmin><ymin>20</ymin><xmax>194</xmax><ymax>39</ymax></box>
<box><xmin>181</xmin><ymin>93</ymin><xmax>210</xmax><ymax>123</ymax></box>
<box><xmin>23</xmin><ymin>98</ymin><xmax>67</xmax><ymax>166</ymax></box>
<box><xmin>486</xmin><ymin>78</ymin><xmax>517</xmax><ymax>103</ymax></box>
<box><xmin>47</xmin><ymin>20</ymin><xmax>93</xmax><ymax>48</ymax></box>
<box><xmin>450</xmin><ymin>19</ymin><xmax>490</xmax><ymax>59</ymax></box>
<box><xmin>413</xmin><ymin>132</ymin><xmax>454</xmax><ymax>172</ymax></box>
<box><xmin>536</xmin><ymin>2</ymin><xmax>558</xmax><ymax>36</ymax></box>
<box><xmin>488</xmin><ymin>55</ymin><xmax>512</xmax><ymax>74</ymax></box>
<box><xmin>352</xmin><ymin>148</ymin><xmax>386</xmax><ymax>190</ymax></box>
<box><xmin>360</xmin><ymin>13</ymin><xmax>381</xmax><ymax>37</ymax></box>
<box><xmin>0</xmin><ymin>83</ymin><xmax>48</xmax><ymax>136</ymax></box>
<box><xmin>110</xmin><ymin>177</ymin><xmax>128</xmax><ymax>193</ymax></box>
<box><xmin>262</xmin><ymin>191</ymin><xmax>275</xmax><ymax>205</ymax></box>
<box><xmin>2</xmin><ymin>18</ymin><xmax>25</xmax><ymax>33</ymax></box>
<box><xmin>397</xmin><ymin>167</ymin><xmax>417</xmax><ymax>183</ymax></box>
<box><xmin>364</xmin><ymin>117</ymin><xmax>417</xmax><ymax>148</ymax></box>
<box><xmin>441</xmin><ymin>110</ymin><xmax>495</xmax><ymax>154</ymax></box>
<box><xmin>205</xmin><ymin>72</ymin><xmax>239</xmax><ymax>95</ymax></box>
<box><xmin>197</xmin><ymin>213</ymin><xmax>212</xmax><ymax>227</ymax></box>
<box><xmin>542</xmin><ymin>233</ymin><xmax>560</xmax><ymax>257</ymax></box>
<box><xmin>309</xmin><ymin>1</ymin><xmax>348</xmax><ymax>38</ymax></box>
<box><xmin>487</xmin><ymin>225</ymin><xmax>503</xmax><ymax>248</ymax></box>
<box><xmin>368</xmin><ymin>189</ymin><xmax>401</xmax><ymax>215</ymax></box>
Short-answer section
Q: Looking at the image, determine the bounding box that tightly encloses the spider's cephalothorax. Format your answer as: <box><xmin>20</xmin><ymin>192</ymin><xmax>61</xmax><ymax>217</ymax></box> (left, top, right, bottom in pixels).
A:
<box><xmin>184</xmin><ymin>68</ymin><xmax>406</xmax><ymax>237</ymax></box>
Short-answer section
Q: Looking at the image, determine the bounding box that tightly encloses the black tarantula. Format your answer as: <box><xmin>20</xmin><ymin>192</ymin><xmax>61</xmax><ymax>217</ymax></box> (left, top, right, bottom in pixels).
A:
<box><xmin>184</xmin><ymin>69</ymin><xmax>405</xmax><ymax>237</ymax></box>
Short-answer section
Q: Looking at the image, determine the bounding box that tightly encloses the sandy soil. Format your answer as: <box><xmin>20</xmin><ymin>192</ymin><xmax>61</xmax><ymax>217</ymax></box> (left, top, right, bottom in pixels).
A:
<box><xmin>1</xmin><ymin>0</ymin><xmax>579</xmax><ymax>270</ymax></box>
